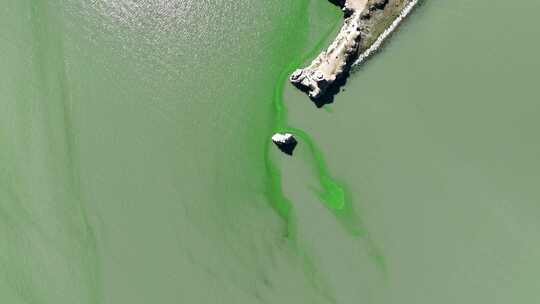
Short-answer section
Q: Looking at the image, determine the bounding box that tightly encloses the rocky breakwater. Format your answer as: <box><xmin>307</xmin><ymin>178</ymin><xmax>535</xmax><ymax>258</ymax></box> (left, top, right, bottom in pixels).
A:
<box><xmin>290</xmin><ymin>0</ymin><xmax>416</xmax><ymax>101</ymax></box>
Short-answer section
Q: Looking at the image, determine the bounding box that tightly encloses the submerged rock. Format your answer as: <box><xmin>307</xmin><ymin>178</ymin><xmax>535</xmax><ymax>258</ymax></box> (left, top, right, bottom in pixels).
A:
<box><xmin>271</xmin><ymin>133</ymin><xmax>298</xmax><ymax>156</ymax></box>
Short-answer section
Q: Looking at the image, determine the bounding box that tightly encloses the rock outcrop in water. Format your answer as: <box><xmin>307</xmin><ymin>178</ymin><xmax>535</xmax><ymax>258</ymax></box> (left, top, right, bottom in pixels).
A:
<box><xmin>290</xmin><ymin>0</ymin><xmax>417</xmax><ymax>102</ymax></box>
<box><xmin>272</xmin><ymin>133</ymin><xmax>298</xmax><ymax>156</ymax></box>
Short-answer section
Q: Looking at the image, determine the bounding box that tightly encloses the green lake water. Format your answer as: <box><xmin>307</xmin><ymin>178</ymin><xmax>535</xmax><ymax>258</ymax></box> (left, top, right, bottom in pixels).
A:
<box><xmin>2</xmin><ymin>0</ymin><xmax>540</xmax><ymax>303</ymax></box>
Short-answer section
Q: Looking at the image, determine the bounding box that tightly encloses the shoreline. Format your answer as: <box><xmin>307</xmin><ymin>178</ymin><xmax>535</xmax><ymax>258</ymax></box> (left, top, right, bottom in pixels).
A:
<box><xmin>289</xmin><ymin>0</ymin><xmax>418</xmax><ymax>101</ymax></box>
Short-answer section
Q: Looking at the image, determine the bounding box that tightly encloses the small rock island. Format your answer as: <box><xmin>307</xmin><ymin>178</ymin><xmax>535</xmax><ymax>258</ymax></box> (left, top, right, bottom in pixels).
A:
<box><xmin>290</xmin><ymin>0</ymin><xmax>418</xmax><ymax>100</ymax></box>
<box><xmin>272</xmin><ymin>133</ymin><xmax>298</xmax><ymax>156</ymax></box>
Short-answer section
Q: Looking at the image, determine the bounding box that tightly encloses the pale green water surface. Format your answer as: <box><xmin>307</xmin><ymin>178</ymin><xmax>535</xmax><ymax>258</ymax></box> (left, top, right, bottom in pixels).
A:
<box><xmin>1</xmin><ymin>0</ymin><xmax>540</xmax><ymax>303</ymax></box>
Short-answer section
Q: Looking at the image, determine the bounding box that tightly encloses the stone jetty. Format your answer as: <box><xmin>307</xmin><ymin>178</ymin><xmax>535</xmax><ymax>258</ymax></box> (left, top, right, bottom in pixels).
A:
<box><xmin>290</xmin><ymin>0</ymin><xmax>417</xmax><ymax>100</ymax></box>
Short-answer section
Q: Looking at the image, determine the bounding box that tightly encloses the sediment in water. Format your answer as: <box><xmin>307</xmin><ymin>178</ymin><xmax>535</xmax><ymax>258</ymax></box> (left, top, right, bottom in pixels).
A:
<box><xmin>290</xmin><ymin>0</ymin><xmax>418</xmax><ymax>101</ymax></box>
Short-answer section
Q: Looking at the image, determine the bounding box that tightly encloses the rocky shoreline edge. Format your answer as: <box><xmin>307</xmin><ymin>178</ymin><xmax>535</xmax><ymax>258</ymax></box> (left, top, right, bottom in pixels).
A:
<box><xmin>290</xmin><ymin>0</ymin><xmax>419</xmax><ymax>102</ymax></box>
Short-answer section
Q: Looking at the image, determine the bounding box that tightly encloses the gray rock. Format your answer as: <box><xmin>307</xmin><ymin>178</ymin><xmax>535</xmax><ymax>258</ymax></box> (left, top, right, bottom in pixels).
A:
<box><xmin>271</xmin><ymin>133</ymin><xmax>298</xmax><ymax>156</ymax></box>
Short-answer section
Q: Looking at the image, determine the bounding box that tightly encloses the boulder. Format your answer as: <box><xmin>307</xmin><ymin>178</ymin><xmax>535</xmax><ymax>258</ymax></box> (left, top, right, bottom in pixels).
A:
<box><xmin>271</xmin><ymin>133</ymin><xmax>298</xmax><ymax>156</ymax></box>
